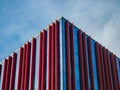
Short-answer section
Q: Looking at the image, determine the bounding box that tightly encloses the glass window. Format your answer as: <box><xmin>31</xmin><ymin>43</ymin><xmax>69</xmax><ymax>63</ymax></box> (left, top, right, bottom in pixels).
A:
<box><xmin>91</xmin><ymin>40</ymin><xmax>99</xmax><ymax>90</ymax></box>
<box><xmin>0</xmin><ymin>62</ymin><xmax>4</xmax><ymax>89</ymax></box>
<box><xmin>74</xmin><ymin>40</ymin><xmax>78</xmax><ymax>54</ymax></box>
<box><xmin>76</xmin><ymin>79</ymin><xmax>80</xmax><ymax>90</ymax></box>
<box><xmin>73</xmin><ymin>26</ymin><xmax>78</xmax><ymax>40</ymax></box>
<box><xmin>14</xmin><ymin>50</ymin><xmax>20</xmax><ymax>90</ymax></box>
<box><xmin>36</xmin><ymin>35</ymin><xmax>40</xmax><ymax>62</ymax></box>
<box><xmin>74</xmin><ymin>54</ymin><xmax>79</xmax><ymax>66</ymax></box>
<box><xmin>75</xmin><ymin>65</ymin><xmax>80</xmax><ymax>81</ymax></box>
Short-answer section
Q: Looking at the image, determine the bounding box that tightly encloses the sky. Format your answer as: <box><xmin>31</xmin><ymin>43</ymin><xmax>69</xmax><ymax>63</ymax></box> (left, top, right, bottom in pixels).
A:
<box><xmin>0</xmin><ymin>0</ymin><xmax>120</xmax><ymax>62</ymax></box>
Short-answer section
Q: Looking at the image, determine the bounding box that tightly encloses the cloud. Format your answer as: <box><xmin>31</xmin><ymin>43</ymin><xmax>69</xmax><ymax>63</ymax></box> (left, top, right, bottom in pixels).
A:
<box><xmin>100</xmin><ymin>12</ymin><xmax>120</xmax><ymax>56</ymax></box>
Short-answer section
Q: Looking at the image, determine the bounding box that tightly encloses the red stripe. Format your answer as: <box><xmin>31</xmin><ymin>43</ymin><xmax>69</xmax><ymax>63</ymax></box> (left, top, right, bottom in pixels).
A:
<box><xmin>82</xmin><ymin>32</ymin><xmax>89</xmax><ymax>90</ymax></box>
<box><xmin>95</xmin><ymin>42</ymin><xmax>103</xmax><ymax>90</ymax></box>
<box><xmin>102</xmin><ymin>47</ymin><xmax>111</xmax><ymax>90</ymax></box>
<box><xmin>41</xmin><ymin>30</ymin><xmax>47</xmax><ymax>90</ymax></box>
<box><xmin>38</xmin><ymin>32</ymin><xmax>43</xmax><ymax>90</ymax></box>
<box><xmin>106</xmin><ymin>49</ymin><xmax>113</xmax><ymax>90</ymax></box>
<box><xmin>48</xmin><ymin>25</ymin><xmax>52</xmax><ymax>90</ymax></box>
<box><xmin>113</xmin><ymin>55</ymin><xmax>119</xmax><ymax>90</ymax></box>
<box><xmin>55</xmin><ymin>20</ymin><xmax>60</xmax><ymax>90</ymax></box>
<box><xmin>30</xmin><ymin>38</ymin><xmax>36</xmax><ymax>90</ymax></box>
<box><xmin>69</xmin><ymin>24</ymin><xmax>76</xmax><ymax>90</ymax></box>
<box><xmin>24</xmin><ymin>42</ymin><xmax>31</xmax><ymax>90</ymax></box>
<box><xmin>21</xmin><ymin>44</ymin><xmax>27</xmax><ymax>90</ymax></box>
<box><xmin>87</xmin><ymin>36</ymin><xmax>95</xmax><ymax>90</ymax></box>
<box><xmin>78</xmin><ymin>30</ymin><xmax>85</xmax><ymax>90</ymax></box>
<box><xmin>119</xmin><ymin>61</ymin><xmax>120</xmax><ymax>89</ymax></box>
<box><xmin>5</xmin><ymin>56</ymin><xmax>12</xmax><ymax>90</ymax></box>
<box><xmin>99</xmin><ymin>45</ymin><xmax>107</xmax><ymax>90</ymax></box>
<box><xmin>51</xmin><ymin>23</ymin><xmax>55</xmax><ymax>90</ymax></box>
<box><xmin>65</xmin><ymin>20</ymin><xmax>71</xmax><ymax>90</ymax></box>
<box><xmin>110</xmin><ymin>53</ymin><xmax>118</xmax><ymax>90</ymax></box>
<box><xmin>1</xmin><ymin>59</ymin><xmax>8</xmax><ymax>90</ymax></box>
<box><xmin>9</xmin><ymin>53</ymin><xmax>17</xmax><ymax>90</ymax></box>
<box><xmin>17</xmin><ymin>47</ymin><xmax>24</xmax><ymax>90</ymax></box>
<box><xmin>0</xmin><ymin>64</ymin><xmax>2</xmax><ymax>79</ymax></box>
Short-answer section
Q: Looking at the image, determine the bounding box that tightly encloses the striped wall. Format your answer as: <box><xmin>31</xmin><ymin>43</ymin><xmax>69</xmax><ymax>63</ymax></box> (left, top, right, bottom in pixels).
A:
<box><xmin>0</xmin><ymin>17</ymin><xmax>120</xmax><ymax>90</ymax></box>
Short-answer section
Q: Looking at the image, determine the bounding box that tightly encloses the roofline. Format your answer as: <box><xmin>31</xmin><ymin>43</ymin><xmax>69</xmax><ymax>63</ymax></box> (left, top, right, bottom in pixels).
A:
<box><xmin>1</xmin><ymin>16</ymin><xmax>120</xmax><ymax>64</ymax></box>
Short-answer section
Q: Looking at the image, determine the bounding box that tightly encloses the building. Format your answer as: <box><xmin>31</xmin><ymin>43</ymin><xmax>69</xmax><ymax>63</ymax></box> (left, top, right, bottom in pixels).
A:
<box><xmin>0</xmin><ymin>17</ymin><xmax>120</xmax><ymax>90</ymax></box>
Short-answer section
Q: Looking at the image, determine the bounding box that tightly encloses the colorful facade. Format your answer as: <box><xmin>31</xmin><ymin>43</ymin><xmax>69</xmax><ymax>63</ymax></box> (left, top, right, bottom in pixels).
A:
<box><xmin>0</xmin><ymin>17</ymin><xmax>120</xmax><ymax>90</ymax></box>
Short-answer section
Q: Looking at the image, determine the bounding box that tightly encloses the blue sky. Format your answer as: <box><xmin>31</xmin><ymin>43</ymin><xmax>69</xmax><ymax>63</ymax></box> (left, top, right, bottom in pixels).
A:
<box><xmin>0</xmin><ymin>0</ymin><xmax>120</xmax><ymax>62</ymax></box>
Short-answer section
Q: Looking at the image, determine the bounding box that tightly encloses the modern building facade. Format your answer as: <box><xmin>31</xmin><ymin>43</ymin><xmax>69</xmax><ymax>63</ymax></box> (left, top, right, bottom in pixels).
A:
<box><xmin>0</xmin><ymin>17</ymin><xmax>120</xmax><ymax>90</ymax></box>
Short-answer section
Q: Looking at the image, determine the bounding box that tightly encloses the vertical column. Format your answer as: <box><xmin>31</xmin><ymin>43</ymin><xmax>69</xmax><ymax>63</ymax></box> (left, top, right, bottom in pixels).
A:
<box><xmin>65</xmin><ymin>20</ymin><xmax>71</xmax><ymax>90</ymax></box>
<box><xmin>106</xmin><ymin>49</ymin><xmax>113</xmax><ymax>90</ymax></box>
<box><xmin>41</xmin><ymin>30</ymin><xmax>47</xmax><ymax>90</ymax></box>
<box><xmin>9</xmin><ymin>52</ymin><xmax>17</xmax><ymax>90</ymax></box>
<box><xmin>0</xmin><ymin>64</ymin><xmax>2</xmax><ymax>82</ymax></box>
<box><xmin>119</xmin><ymin>61</ymin><xmax>120</xmax><ymax>89</ymax></box>
<box><xmin>17</xmin><ymin>47</ymin><xmax>24</xmax><ymax>90</ymax></box>
<box><xmin>1</xmin><ymin>59</ymin><xmax>8</xmax><ymax>90</ymax></box>
<box><xmin>110</xmin><ymin>54</ymin><xmax>116</xmax><ymax>89</ymax></box>
<box><xmin>95</xmin><ymin>42</ymin><xmax>103</xmax><ymax>90</ymax></box>
<box><xmin>69</xmin><ymin>24</ymin><xmax>76</xmax><ymax>90</ymax></box>
<box><xmin>21</xmin><ymin>44</ymin><xmax>27</xmax><ymax>90</ymax></box>
<box><xmin>113</xmin><ymin>55</ymin><xmax>119</xmax><ymax>90</ymax></box>
<box><xmin>87</xmin><ymin>36</ymin><xmax>95</xmax><ymax>90</ymax></box>
<box><xmin>102</xmin><ymin>47</ymin><xmax>111</xmax><ymax>90</ymax></box>
<box><xmin>38</xmin><ymin>32</ymin><xmax>43</xmax><ymax>90</ymax></box>
<box><xmin>82</xmin><ymin>32</ymin><xmax>89</xmax><ymax>90</ymax></box>
<box><xmin>55</xmin><ymin>20</ymin><xmax>60</xmax><ymax>90</ymax></box>
<box><xmin>78</xmin><ymin>30</ymin><xmax>85</xmax><ymax>90</ymax></box>
<box><xmin>99</xmin><ymin>45</ymin><xmax>106</xmax><ymax>90</ymax></box>
<box><xmin>5</xmin><ymin>56</ymin><xmax>12</xmax><ymax>90</ymax></box>
<box><xmin>110</xmin><ymin>53</ymin><xmax>118</xmax><ymax>90</ymax></box>
<box><xmin>30</xmin><ymin>38</ymin><xmax>36</xmax><ymax>90</ymax></box>
<box><xmin>51</xmin><ymin>23</ymin><xmax>55</xmax><ymax>90</ymax></box>
<box><xmin>24</xmin><ymin>42</ymin><xmax>31</xmax><ymax>90</ymax></box>
<box><xmin>48</xmin><ymin>26</ymin><xmax>52</xmax><ymax>90</ymax></box>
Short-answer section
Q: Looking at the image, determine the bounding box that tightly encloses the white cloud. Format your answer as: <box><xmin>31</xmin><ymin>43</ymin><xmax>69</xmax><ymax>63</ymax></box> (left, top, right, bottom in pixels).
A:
<box><xmin>100</xmin><ymin>12</ymin><xmax>120</xmax><ymax>56</ymax></box>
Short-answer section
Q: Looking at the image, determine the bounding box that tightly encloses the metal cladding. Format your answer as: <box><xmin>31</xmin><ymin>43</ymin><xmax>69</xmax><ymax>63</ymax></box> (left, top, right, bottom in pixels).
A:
<box><xmin>0</xmin><ymin>17</ymin><xmax>120</xmax><ymax>90</ymax></box>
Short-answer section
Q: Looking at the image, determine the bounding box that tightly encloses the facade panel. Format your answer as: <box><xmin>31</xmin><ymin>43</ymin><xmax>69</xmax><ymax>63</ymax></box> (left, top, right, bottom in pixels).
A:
<box><xmin>0</xmin><ymin>17</ymin><xmax>120</xmax><ymax>90</ymax></box>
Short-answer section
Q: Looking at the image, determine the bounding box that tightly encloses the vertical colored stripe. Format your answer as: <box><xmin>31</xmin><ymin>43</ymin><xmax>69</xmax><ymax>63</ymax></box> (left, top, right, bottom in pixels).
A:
<box><xmin>0</xmin><ymin>64</ymin><xmax>2</xmax><ymax>81</ymax></box>
<box><xmin>9</xmin><ymin>52</ymin><xmax>17</xmax><ymax>90</ymax></box>
<box><xmin>82</xmin><ymin>32</ymin><xmax>89</xmax><ymax>90</ymax></box>
<box><xmin>102</xmin><ymin>47</ymin><xmax>111</xmax><ymax>90</ymax></box>
<box><xmin>48</xmin><ymin>25</ymin><xmax>52</xmax><ymax>90</ymax></box>
<box><xmin>5</xmin><ymin>56</ymin><xmax>12</xmax><ymax>90</ymax></box>
<box><xmin>65</xmin><ymin>20</ymin><xmax>71</xmax><ymax>90</ymax></box>
<box><xmin>24</xmin><ymin>42</ymin><xmax>31</xmax><ymax>90</ymax></box>
<box><xmin>55</xmin><ymin>20</ymin><xmax>60</xmax><ymax>90</ymax></box>
<box><xmin>41</xmin><ymin>30</ymin><xmax>47</xmax><ymax>90</ymax></box>
<box><xmin>30</xmin><ymin>38</ymin><xmax>36</xmax><ymax>90</ymax></box>
<box><xmin>78</xmin><ymin>30</ymin><xmax>85</xmax><ymax>90</ymax></box>
<box><xmin>87</xmin><ymin>36</ymin><xmax>95</xmax><ymax>90</ymax></box>
<box><xmin>110</xmin><ymin>53</ymin><xmax>118</xmax><ymax>90</ymax></box>
<box><xmin>51</xmin><ymin>23</ymin><xmax>55</xmax><ymax>90</ymax></box>
<box><xmin>112</xmin><ymin>54</ymin><xmax>119</xmax><ymax>90</ymax></box>
<box><xmin>106</xmin><ymin>49</ymin><xmax>113</xmax><ymax>90</ymax></box>
<box><xmin>1</xmin><ymin>59</ymin><xmax>8</xmax><ymax>90</ymax></box>
<box><xmin>113</xmin><ymin>55</ymin><xmax>119</xmax><ymax>90</ymax></box>
<box><xmin>99</xmin><ymin>45</ymin><xmax>107</xmax><ymax>90</ymax></box>
<box><xmin>95</xmin><ymin>42</ymin><xmax>103</xmax><ymax>90</ymax></box>
<box><xmin>38</xmin><ymin>32</ymin><xmax>43</xmax><ymax>90</ymax></box>
<box><xmin>21</xmin><ymin>44</ymin><xmax>27</xmax><ymax>90</ymax></box>
<box><xmin>69</xmin><ymin>24</ymin><xmax>76</xmax><ymax>90</ymax></box>
<box><xmin>17</xmin><ymin>47</ymin><xmax>24</xmax><ymax>90</ymax></box>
